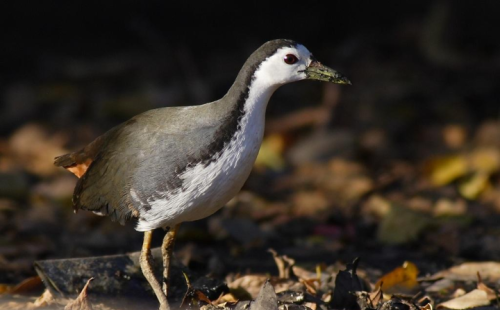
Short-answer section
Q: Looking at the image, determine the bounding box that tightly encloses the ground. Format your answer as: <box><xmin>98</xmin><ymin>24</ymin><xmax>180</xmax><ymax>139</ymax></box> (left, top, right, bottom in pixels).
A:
<box><xmin>0</xmin><ymin>1</ymin><xmax>500</xmax><ymax>309</ymax></box>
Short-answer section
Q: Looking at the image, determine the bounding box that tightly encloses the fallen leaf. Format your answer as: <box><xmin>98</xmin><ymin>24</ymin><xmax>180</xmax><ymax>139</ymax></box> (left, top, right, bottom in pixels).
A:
<box><xmin>213</xmin><ymin>293</ymin><xmax>239</xmax><ymax>304</ymax></box>
<box><xmin>458</xmin><ymin>172</ymin><xmax>490</xmax><ymax>199</ymax></box>
<box><xmin>369</xmin><ymin>285</ymin><xmax>383</xmax><ymax>305</ymax></box>
<box><xmin>451</xmin><ymin>288</ymin><xmax>466</xmax><ymax>298</ymax></box>
<box><xmin>268</xmin><ymin>249</ymin><xmax>295</xmax><ymax>280</ymax></box>
<box><xmin>437</xmin><ymin>289</ymin><xmax>489</xmax><ymax>309</ymax></box>
<box><xmin>433</xmin><ymin>198</ymin><xmax>467</xmax><ymax>217</ymax></box>
<box><xmin>425</xmin><ymin>278</ymin><xmax>454</xmax><ymax>293</ymax></box>
<box><xmin>0</xmin><ymin>284</ymin><xmax>14</xmax><ymax>294</ymax></box>
<box><xmin>10</xmin><ymin>276</ymin><xmax>43</xmax><ymax>295</ymax></box>
<box><xmin>291</xmin><ymin>190</ymin><xmax>329</xmax><ymax>217</ymax></box>
<box><xmin>8</xmin><ymin>123</ymin><xmax>68</xmax><ymax>177</ymax></box>
<box><xmin>375</xmin><ymin>261</ymin><xmax>419</xmax><ymax>293</ymax></box>
<box><xmin>64</xmin><ymin>277</ymin><xmax>94</xmax><ymax>310</ymax></box>
<box><xmin>429</xmin><ymin>262</ymin><xmax>500</xmax><ymax>282</ymax></box>
<box><xmin>476</xmin><ymin>272</ymin><xmax>497</xmax><ymax>301</ymax></box>
<box><xmin>362</xmin><ymin>195</ymin><xmax>391</xmax><ymax>219</ymax></box>
<box><xmin>255</xmin><ymin>134</ymin><xmax>286</xmax><ymax>171</ymax></box>
<box><xmin>443</xmin><ymin>124</ymin><xmax>467</xmax><ymax>149</ymax></box>
<box><xmin>470</xmin><ymin>148</ymin><xmax>500</xmax><ymax>174</ymax></box>
<box><xmin>377</xmin><ymin>204</ymin><xmax>431</xmax><ymax>244</ymax></box>
<box><xmin>227</xmin><ymin>275</ymin><xmax>268</xmax><ymax>300</ymax></box>
<box><xmin>251</xmin><ymin>280</ymin><xmax>277</xmax><ymax>309</ymax></box>
<box><xmin>292</xmin><ymin>265</ymin><xmax>317</xmax><ymax>281</ymax></box>
<box><xmin>474</xmin><ymin>121</ymin><xmax>500</xmax><ymax>147</ymax></box>
<box><xmin>30</xmin><ymin>289</ymin><xmax>57</xmax><ymax>308</ymax></box>
<box><xmin>426</xmin><ymin>155</ymin><xmax>467</xmax><ymax>186</ymax></box>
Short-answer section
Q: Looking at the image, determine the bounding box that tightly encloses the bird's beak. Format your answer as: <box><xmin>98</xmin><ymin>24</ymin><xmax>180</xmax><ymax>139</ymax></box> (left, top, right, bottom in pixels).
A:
<box><xmin>303</xmin><ymin>59</ymin><xmax>351</xmax><ymax>85</ymax></box>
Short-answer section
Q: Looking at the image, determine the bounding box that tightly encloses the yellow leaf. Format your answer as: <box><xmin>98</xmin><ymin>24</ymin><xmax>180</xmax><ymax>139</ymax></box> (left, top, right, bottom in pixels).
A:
<box><xmin>255</xmin><ymin>134</ymin><xmax>286</xmax><ymax>171</ymax></box>
<box><xmin>376</xmin><ymin>261</ymin><xmax>419</xmax><ymax>293</ymax></box>
<box><xmin>427</xmin><ymin>155</ymin><xmax>467</xmax><ymax>186</ymax></box>
<box><xmin>458</xmin><ymin>172</ymin><xmax>490</xmax><ymax>199</ymax></box>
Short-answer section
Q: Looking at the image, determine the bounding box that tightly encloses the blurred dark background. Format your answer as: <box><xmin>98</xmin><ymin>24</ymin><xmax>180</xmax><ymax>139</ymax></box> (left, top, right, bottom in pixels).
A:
<box><xmin>1</xmin><ymin>0</ymin><xmax>500</xmax><ymax>286</ymax></box>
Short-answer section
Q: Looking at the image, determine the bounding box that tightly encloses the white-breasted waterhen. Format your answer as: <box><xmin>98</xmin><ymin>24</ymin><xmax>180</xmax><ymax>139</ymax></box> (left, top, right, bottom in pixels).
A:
<box><xmin>54</xmin><ymin>39</ymin><xmax>350</xmax><ymax>310</ymax></box>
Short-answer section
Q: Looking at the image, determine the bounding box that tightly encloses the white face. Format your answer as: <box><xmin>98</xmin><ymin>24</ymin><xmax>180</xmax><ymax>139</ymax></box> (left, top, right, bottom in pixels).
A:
<box><xmin>254</xmin><ymin>44</ymin><xmax>313</xmax><ymax>87</ymax></box>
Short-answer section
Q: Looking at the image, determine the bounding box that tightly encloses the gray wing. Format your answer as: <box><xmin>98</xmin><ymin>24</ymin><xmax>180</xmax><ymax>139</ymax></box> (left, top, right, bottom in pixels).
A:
<box><xmin>74</xmin><ymin>105</ymin><xmax>223</xmax><ymax>224</ymax></box>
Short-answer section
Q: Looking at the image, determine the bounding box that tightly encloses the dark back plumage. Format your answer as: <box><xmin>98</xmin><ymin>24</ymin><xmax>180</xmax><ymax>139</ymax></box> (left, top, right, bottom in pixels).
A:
<box><xmin>55</xmin><ymin>39</ymin><xmax>299</xmax><ymax>224</ymax></box>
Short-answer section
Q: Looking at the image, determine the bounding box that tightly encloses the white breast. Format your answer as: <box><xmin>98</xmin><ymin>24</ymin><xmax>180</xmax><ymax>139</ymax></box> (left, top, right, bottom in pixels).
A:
<box><xmin>135</xmin><ymin>77</ymin><xmax>277</xmax><ymax>231</ymax></box>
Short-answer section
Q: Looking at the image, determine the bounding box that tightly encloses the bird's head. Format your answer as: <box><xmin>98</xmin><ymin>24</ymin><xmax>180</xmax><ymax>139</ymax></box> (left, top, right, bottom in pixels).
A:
<box><xmin>250</xmin><ymin>39</ymin><xmax>351</xmax><ymax>87</ymax></box>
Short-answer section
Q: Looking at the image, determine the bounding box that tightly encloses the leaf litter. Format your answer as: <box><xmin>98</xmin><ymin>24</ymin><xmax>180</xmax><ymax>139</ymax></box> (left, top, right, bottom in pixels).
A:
<box><xmin>1</xmin><ymin>15</ymin><xmax>500</xmax><ymax>309</ymax></box>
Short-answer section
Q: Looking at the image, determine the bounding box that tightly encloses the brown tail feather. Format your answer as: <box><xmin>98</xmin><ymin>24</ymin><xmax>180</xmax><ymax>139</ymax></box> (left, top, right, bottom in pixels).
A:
<box><xmin>54</xmin><ymin>152</ymin><xmax>92</xmax><ymax>178</ymax></box>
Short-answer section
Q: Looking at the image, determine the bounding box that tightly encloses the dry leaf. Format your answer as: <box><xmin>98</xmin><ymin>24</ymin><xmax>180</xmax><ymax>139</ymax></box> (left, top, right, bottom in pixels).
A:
<box><xmin>268</xmin><ymin>249</ymin><xmax>295</xmax><ymax>279</ymax></box>
<box><xmin>30</xmin><ymin>289</ymin><xmax>57</xmax><ymax>308</ymax></box>
<box><xmin>10</xmin><ymin>276</ymin><xmax>42</xmax><ymax>295</ymax></box>
<box><xmin>255</xmin><ymin>134</ymin><xmax>286</xmax><ymax>171</ymax></box>
<box><xmin>452</xmin><ymin>288</ymin><xmax>466</xmax><ymax>299</ymax></box>
<box><xmin>369</xmin><ymin>285</ymin><xmax>383</xmax><ymax>305</ymax></box>
<box><xmin>362</xmin><ymin>195</ymin><xmax>391</xmax><ymax>219</ymax></box>
<box><xmin>433</xmin><ymin>198</ymin><xmax>467</xmax><ymax>217</ymax></box>
<box><xmin>252</xmin><ymin>280</ymin><xmax>277</xmax><ymax>310</ymax></box>
<box><xmin>474</xmin><ymin>121</ymin><xmax>500</xmax><ymax>147</ymax></box>
<box><xmin>437</xmin><ymin>289</ymin><xmax>489</xmax><ymax>309</ymax></box>
<box><xmin>421</xmin><ymin>302</ymin><xmax>434</xmax><ymax>310</ymax></box>
<box><xmin>458</xmin><ymin>172</ymin><xmax>490</xmax><ymax>199</ymax></box>
<box><xmin>292</xmin><ymin>266</ymin><xmax>317</xmax><ymax>281</ymax></box>
<box><xmin>8</xmin><ymin>123</ymin><xmax>68</xmax><ymax>177</ymax></box>
<box><xmin>443</xmin><ymin>125</ymin><xmax>467</xmax><ymax>148</ymax></box>
<box><xmin>470</xmin><ymin>148</ymin><xmax>500</xmax><ymax>174</ymax></box>
<box><xmin>426</xmin><ymin>155</ymin><xmax>467</xmax><ymax>186</ymax></box>
<box><xmin>425</xmin><ymin>278</ymin><xmax>454</xmax><ymax>293</ymax></box>
<box><xmin>0</xmin><ymin>284</ymin><xmax>14</xmax><ymax>294</ymax></box>
<box><xmin>212</xmin><ymin>293</ymin><xmax>238</xmax><ymax>304</ymax></box>
<box><xmin>377</xmin><ymin>204</ymin><xmax>431</xmax><ymax>244</ymax></box>
<box><xmin>291</xmin><ymin>190</ymin><xmax>329</xmax><ymax>217</ymax></box>
<box><xmin>227</xmin><ymin>275</ymin><xmax>268</xmax><ymax>299</ymax></box>
<box><xmin>64</xmin><ymin>278</ymin><xmax>93</xmax><ymax>310</ymax></box>
<box><xmin>430</xmin><ymin>262</ymin><xmax>500</xmax><ymax>282</ymax></box>
<box><xmin>376</xmin><ymin>261</ymin><xmax>419</xmax><ymax>293</ymax></box>
<box><xmin>476</xmin><ymin>272</ymin><xmax>497</xmax><ymax>301</ymax></box>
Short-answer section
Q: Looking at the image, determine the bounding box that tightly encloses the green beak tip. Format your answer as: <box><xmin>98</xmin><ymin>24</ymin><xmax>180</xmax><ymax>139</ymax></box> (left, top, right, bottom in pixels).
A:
<box><xmin>304</xmin><ymin>63</ymin><xmax>352</xmax><ymax>85</ymax></box>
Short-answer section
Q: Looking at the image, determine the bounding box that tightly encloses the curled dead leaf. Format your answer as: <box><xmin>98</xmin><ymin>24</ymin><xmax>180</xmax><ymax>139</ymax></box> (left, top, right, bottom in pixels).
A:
<box><xmin>269</xmin><ymin>249</ymin><xmax>295</xmax><ymax>280</ymax></box>
<box><xmin>31</xmin><ymin>289</ymin><xmax>57</xmax><ymax>309</ymax></box>
<box><xmin>64</xmin><ymin>277</ymin><xmax>94</xmax><ymax>310</ymax></box>
<box><xmin>476</xmin><ymin>272</ymin><xmax>497</xmax><ymax>301</ymax></box>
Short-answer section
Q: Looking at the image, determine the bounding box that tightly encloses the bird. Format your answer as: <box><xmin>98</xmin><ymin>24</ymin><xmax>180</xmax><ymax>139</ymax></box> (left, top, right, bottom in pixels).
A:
<box><xmin>54</xmin><ymin>39</ymin><xmax>350</xmax><ymax>310</ymax></box>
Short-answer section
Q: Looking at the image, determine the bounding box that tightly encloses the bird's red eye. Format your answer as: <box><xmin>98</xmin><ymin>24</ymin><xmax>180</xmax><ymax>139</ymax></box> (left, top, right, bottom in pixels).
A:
<box><xmin>284</xmin><ymin>54</ymin><xmax>298</xmax><ymax>65</ymax></box>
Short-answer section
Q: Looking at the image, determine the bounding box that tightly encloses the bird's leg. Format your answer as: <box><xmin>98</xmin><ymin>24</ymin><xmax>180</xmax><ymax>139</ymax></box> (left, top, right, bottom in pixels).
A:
<box><xmin>162</xmin><ymin>224</ymin><xmax>180</xmax><ymax>297</ymax></box>
<box><xmin>140</xmin><ymin>230</ymin><xmax>170</xmax><ymax>310</ymax></box>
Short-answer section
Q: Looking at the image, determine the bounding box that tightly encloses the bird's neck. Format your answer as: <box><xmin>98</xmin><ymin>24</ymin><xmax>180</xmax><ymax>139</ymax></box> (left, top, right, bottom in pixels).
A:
<box><xmin>224</xmin><ymin>63</ymin><xmax>280</xmax><ymax>120</ymax></box>
<box><xmin>244</xmin><ymin>78</ymin><xmax>279</xmax><ymax>116</ymax></box>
